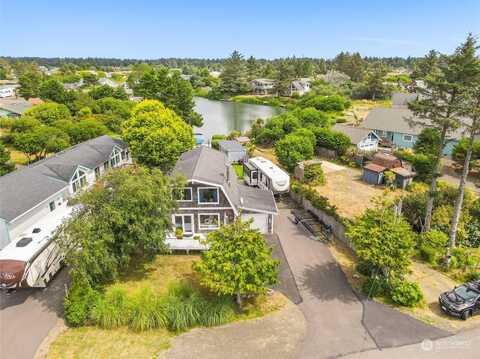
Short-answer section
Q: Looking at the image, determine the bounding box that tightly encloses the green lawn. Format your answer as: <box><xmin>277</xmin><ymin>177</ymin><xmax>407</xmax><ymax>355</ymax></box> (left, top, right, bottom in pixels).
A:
<box><xmin>232</xmin><ymin>164</ymin><xmax>244</xmax><ymax>178</ymax></box>
<box><xmin>46</xmin><ymin>255</ymin><xmax>285</xmax><ymax>359</ymax></box>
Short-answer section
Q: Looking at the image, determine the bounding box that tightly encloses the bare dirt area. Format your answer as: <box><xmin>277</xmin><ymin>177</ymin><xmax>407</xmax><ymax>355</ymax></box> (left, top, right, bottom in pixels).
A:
<box><xmin>253</xmin><ymin>146</ymin><xmax>279</xmax><ymax>165</ymax></box>
<box><xmin>314</xmin><ymin>161</ymin><xmax>388</xmax><ymax>219</ymax></box>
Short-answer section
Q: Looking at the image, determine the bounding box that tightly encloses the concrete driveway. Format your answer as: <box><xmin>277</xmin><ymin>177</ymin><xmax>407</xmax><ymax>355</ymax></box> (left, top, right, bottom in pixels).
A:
<box><xmin>275</xmin><ymin>204</ymin><xmax>449</xmax><ymax>359</ymax></box>
<box><xmin>0</xmin><ymin>269</ymin><xmax>68</xmax><ymax>359</ymax></box>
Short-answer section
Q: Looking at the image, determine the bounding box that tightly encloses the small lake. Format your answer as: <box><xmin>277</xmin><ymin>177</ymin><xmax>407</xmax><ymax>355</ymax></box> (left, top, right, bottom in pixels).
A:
<box><xmin>193</xmin><ymin>97</ymin><xmax>282</xmax><ymax>140</ymax></box>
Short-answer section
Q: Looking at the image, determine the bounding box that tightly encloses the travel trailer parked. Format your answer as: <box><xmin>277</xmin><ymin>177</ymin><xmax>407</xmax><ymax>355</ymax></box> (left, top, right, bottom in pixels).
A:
<box><xmin>0</xmin><ymin>203</ymin><xmax>75</xmax><ymax>289</ymax></box>
<box><xmin>244</xmin><ymin>157</ymin><xmax>290</xmax><ymax>194</ymax></box>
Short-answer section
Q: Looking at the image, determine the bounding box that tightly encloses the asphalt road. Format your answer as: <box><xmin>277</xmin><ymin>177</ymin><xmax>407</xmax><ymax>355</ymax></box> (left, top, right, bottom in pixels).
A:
<box><xmin>274</xmin><ymin>205</ymin><xmax>449</xmax><ymax>359</ymax></box>
<box><xmin>0</xmin><ymin>269</ymin><xmax>68</xmax><ymax>359</ymax></box>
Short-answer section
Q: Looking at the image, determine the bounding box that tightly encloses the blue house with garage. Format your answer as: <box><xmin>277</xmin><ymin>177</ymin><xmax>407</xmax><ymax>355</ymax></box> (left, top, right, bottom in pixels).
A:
<box><xmin>361</xmin><ymin>93</ymin><xmax>466</xmax><ymax>156</ymax></box>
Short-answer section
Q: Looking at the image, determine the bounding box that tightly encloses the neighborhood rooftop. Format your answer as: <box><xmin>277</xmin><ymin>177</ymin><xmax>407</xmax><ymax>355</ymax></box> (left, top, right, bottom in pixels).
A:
<box><xmin>218</xmin><ymin>140</ymin><xmax>244</xmax><ymax>152</ymax></box>
<box><xmin>0</xmin><ymin>135</ymin><xmax>128</xmax><ymax>222</ymax></box>
<box><xmin>332</xmin><ymin>124</ymin><xmax>378</xmax><ymax>145</ymax></box>
<box><xmin>0</xmin><ymin>98</ymin><xmax>33</xmax><ymax>115</ymax></box>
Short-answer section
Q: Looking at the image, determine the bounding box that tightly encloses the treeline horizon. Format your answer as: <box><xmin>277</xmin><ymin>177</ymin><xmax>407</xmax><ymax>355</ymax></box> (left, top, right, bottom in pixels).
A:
<box><xmin>0</xmin><ymin>54</ymin><xmax>418</xmax><ymax>70</ymax></box>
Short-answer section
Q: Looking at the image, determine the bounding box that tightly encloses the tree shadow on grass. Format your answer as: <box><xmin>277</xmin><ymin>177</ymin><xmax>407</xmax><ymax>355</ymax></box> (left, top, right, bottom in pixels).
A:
<box><xmin>300</xmin><ymin>262</ymin><xmax>359</xmax><ymax>304</ymax></box>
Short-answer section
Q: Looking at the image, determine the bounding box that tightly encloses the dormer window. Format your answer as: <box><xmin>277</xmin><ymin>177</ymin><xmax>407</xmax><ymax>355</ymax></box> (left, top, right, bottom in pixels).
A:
<box><xmin>109</xmin><ymin>148</ymin><xmax>122</xmax><ymax>168</ymax></box>
<box><xmin>72</xmin><ymin>169</ymin><xmax>87</xmax><ymax>193</ymax></box>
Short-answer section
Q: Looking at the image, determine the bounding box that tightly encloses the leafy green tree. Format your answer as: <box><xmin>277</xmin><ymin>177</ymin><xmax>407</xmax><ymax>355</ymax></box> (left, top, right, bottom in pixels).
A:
<box><xmin>409</xmin><ymin>36</ymin><xmax>478</xmax><ymax>232</ymax></box>
<box><xmin>23</xmin><ymin>102</ymin><xmax>72</xmax><ymax>125</ymax></box>
<box><xmin>59</xmin><ymin>166</ymin><xmax>180</xmax><ymax>286</ymax></box>
<box><xmin>194</xmin><ymin>218</ymin><xmax>278</xmax><ymax>306</ymax></box>
<box><xmin>452</xmin><ymin>138</ymin><xmax>480</xmax><ymax>169</ymax></box>
<box><xmin>347</xmin><ymin>208</ymin><xmax>416</xmax><ymax>279</ymax></box>
<box><xmin>134</xmin><ymin>68</ymin><xmax>203</xmax><ymax>127</ymax></box>
<box><xmin>18</xmin><ymin>71</ymin><xmax>43</xmax><ymax>99</ymax></box>
<box><xmin>292</xmin><ymin>107</ymin><xmax>330</xmax><ymax>127</ymax></box>
<box><xmin>219</xmin><ymin>51</ymin><xmax>249</xmax><ymax>95</ymax></box>
<box><xmin>0</xmin><ymin>143</ymin><xmax>14</xmax><ymax>176</ymax></box>
<box><xmin>333</xmin><ymin>52</ymin><xmax>366</xmax><ymax>82</ymax></box>
<box><xmin>298</xmin><ymin>94</ymin><xmax>349</xmax><ymax>112</ymax></box>
<box><xmin>89</xmin><ymin>85</ymin><xmax>115</xmax><ymax>100</ymax></box>
<box><xmin>39</xmin><ymin>78</ymin><xmax>67</xmax><ymax>103</ymax></box>
<box><xmin>91</xmin><ymin>97</ymin><xmax>134</xmax><ymax>132</ymax></box>
<box><xmin>362</xmin><ymin>63</ymin><xmax>391</xmax><ymax>100</ymax></box>
<box><xmin>246</xmin><ymin>56</ymin><xmax>260</xmax><ymax>80</ymax></box>
<box><xmin>274</xmin><ymin>60</ymin><xmax>296</xmax><ymax>96</ymax></box>
<box><xmin>312</xmin><ymin>127</ymin><xmax>351</xmax><ymax>155</ymax></box>
<box><xmin>122</xmin><ymin>100</ymin><xmax>194</xmax><ymax>171</ymax></box>
<box><xmin>413</xmin><ymin>128</ymin><xmax>442</xmax><ymax>155</ymax></box>
<box><xmin>61</xmin><ymin>119</ymin><xmax>109</xmax><ymax>144</ymax></box>
<box><xmin>81</xmin><ymin>72</ymin><xmax>98</xmax><ymax>86</ymax></box>
<box><xmin>275</xmin><ymin>131</ymin><xmax>315</xmax><ymax>171</ymax></box>
<box><xmin>13</xmin><ymin>126</ymin><xmax>70</xmax><ymax>163</ymax></box>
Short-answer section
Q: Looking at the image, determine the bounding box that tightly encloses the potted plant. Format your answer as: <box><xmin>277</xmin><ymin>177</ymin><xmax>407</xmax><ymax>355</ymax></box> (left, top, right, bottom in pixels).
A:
<box><xmin>175</xmin><ymin>228</ymin><xmax>183</xmax><ymax>239</ymax></box>
<box><xmin>193</xmin><ymin>234</ymin><xmax>200</xmax><ymax>241</ymax></box>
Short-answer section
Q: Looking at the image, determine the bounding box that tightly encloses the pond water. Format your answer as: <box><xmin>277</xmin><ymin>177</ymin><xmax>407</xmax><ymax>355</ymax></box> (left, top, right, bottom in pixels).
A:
<box><xmin>193</xmin><ymin>97</ymin><xmax>282</xmax><ymax>140</ymax></box>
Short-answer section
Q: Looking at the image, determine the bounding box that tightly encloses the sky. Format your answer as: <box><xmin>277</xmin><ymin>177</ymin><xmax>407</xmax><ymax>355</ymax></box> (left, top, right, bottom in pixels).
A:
<box><xmin>1</xmin><ymin>0</ymin><xmax>480</xmax><ymax>59</ymax></box>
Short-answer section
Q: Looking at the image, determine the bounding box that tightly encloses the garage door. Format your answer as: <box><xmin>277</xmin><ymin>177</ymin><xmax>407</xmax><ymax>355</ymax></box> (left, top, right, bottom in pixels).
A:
<box><xmin>241</xmin><ymin>213</ymin><xmax>268</xmax><ymax>234</ymax></box>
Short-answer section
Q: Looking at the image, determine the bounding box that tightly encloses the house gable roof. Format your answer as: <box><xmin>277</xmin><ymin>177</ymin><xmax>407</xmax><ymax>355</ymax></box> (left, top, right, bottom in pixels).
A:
<box><xmin>219</xmin><ymin>140</ymin><xmax>244</xmax><ymax>152</ymax></box>
<box><xmin>172</xmin><ymin>147</ymin><xmax>277</xmax><ymax>214</ymax></box>
<box><xmin>0</xmin><ymin>98</ymin><xmax>33</xmax><ymax>115</ymax></box>
<box><xmin>0</xmin><ymin>135</ymin><xmax>128</xmax><ymax>222</ymax></box>
<box><xmin>332</xmin><ymin>124</ymin><xmax>379</xmax><ymax>145</ymax></box>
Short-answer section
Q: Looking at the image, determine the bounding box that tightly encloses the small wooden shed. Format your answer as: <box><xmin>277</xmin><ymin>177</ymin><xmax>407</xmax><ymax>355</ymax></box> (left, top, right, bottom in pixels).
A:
<box><xmin>362</xmin><ymin>163</ymin><xmax>387</xmax><ymax>185</ymax></box>
<box><xmin>218</xmin><ymin>140</ymin><xmax>247</xmax><ymax>164</ymax></box>
<box><xmin>391</xmin><ymin>167</ymin><xmax>416</xmax><ymax>189</ymax></box>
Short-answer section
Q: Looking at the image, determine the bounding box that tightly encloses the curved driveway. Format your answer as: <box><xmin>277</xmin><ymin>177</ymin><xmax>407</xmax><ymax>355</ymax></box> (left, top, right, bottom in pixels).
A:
<box><xmin>274</xmin><ymin>205</ymin><xmax>449</xmax><ymax>359</ymax></box>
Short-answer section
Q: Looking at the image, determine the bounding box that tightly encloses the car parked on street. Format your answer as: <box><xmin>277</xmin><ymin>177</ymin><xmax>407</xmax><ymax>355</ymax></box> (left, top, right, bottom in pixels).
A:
<box><xmin>439</xmin><ymin>281</ymin><xmax>480</xmax><ymax>320</ymax></box>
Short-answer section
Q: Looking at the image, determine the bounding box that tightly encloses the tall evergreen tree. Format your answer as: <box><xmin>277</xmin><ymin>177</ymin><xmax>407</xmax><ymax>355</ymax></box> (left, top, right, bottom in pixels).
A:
<box><xmin>219</xmin><ymin>51</ymin><xmax>249</xmax><ymax>95</ymax></box>
<box><xmin>448</xmin><ymin>35</ymin><xmax>480</xmax><ymax>262</ymax></box>
<box><xmin>409</xmin><ymin>36</ymin><xmax>479</xmax><ymax>233</ymax></box>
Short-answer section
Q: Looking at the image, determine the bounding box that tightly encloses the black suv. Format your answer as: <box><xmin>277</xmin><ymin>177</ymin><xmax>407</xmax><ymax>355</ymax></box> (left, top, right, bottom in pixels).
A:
<box><xmin>439</xmin><ymin>281</ymin><xmax>480</xmax><ymax>320</ymax></box>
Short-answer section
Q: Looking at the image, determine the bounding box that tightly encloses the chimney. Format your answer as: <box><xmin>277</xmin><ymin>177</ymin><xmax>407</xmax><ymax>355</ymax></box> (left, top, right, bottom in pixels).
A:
<box><xmin>225</xmin><ymin>164</ymin><xmax>230</xmax><ymax>184</ymax></box>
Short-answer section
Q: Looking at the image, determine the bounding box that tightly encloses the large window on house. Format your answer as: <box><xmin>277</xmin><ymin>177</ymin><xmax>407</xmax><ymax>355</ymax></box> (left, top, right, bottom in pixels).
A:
<box><xmin>72</xmin><ymin>169</ymin><xmax>87</xmax><ymax>193</ymax></box>
<box><xmin>176</xmin><ymin>187</ymin><xmax>193</xmax><ymax>202</ymax></box>
<box><xmin>109</xmin><ymin>148</ymin><xmax>122</xmax><ymax>168</ymax></box>
<box><xmin>198</xmin><ymin>187</ymin><xmax>219</xmax><ymax>204</ymax></box>
<box><xmin>198</xmin><ymin>213</ymin><xmax>220</xmax><ymax>230</ymax></box>
<box><xmin>173</xmin><ymin>214</ymin><xmax>193</xmax><ymax>235</ymax></box>
<box><xmin>403</xmin><ymin>134</ymin><xmax>413</xmax><ymax>142</ymax></box>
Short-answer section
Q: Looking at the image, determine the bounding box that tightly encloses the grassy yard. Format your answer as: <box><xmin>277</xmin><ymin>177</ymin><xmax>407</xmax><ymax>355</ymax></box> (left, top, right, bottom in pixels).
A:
<box><xmin>314</xmin><ymin>160</ymin><xmax>392</xmax><ymax>219</ymax></box>
<box><xmin>45</xmin><ymin>255</ymin><xmax>285</xmax><ymax>359</ymax></box>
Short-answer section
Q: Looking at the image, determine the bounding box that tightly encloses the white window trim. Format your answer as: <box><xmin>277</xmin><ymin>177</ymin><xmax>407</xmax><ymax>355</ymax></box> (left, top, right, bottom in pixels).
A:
<box><xmin>403</xmin><ymin>134</ymin><xmax>413</xmax><ymax>142</ymax></box>
<box><xmin>177</xmin><ymin>187</ymin><xmax>193</xmax><ymax>202</ymax></box>
<box><xmin>172</xmin><ymin>214</ymin><xmax>194</xmax><ymax>234</ymax></box>
<box><xmin>197</xmin><ymin>187</ymin><xmax>220</xmax><ymax>205</ymax></box>
<box><xmin>198</xmin><ymin>213</ymin><xmax>221</xmax><ymax>231</ymax></box>
<box><xmin>71</xmin><ymin>167</ymin><xmax>88</xmax><ymax>193</ymax></box>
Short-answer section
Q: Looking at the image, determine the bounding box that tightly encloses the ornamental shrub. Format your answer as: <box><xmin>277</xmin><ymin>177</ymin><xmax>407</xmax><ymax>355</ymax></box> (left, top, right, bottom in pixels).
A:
<box><xmin>419</xmin><ymin>245</ymin><xmax>441</xmax><ymax>265</ymax></box>
<box><xmin>312</xmin><ymin>127</ymin><xmax>351</xmax><ymax>155</ymax></box>
<box><xmin>303</xmin><ymin>163</ymin><xmax>326</xmax><ymax>186</ymax></box>
<box><xmin>389</xmin><ymin>281</ymin><xmax>424</xmax><ymax>307</ymax></box>
<box><xmin>64</xmin><ymin>278</ymin><xmax>100</xmax><ymax>327</ymax></box>
<box><xmin>275</xmin><ymin>132</ymin><xmax>314</xmax><ymax>172</ymax></box>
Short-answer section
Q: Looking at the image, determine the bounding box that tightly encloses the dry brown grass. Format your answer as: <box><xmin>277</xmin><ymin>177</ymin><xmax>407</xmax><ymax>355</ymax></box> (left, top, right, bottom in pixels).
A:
<box><xmin>253</xmin><ymin>146</ymin><xmax>280</xmax><ymax>166</ymax></box>
<box><xmin>314</xmin><ymin>163</ymin><xmax>388</xmax><ymax>219</ymax></box>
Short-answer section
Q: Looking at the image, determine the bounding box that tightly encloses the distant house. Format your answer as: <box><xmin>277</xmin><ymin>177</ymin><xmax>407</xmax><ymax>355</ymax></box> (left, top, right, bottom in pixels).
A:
<box><xmin>168</xmin><ymin>146</ymin><xmax>277</xmax><ymax>250</ymax></box>
<box><xmin>98</xmin><ymin>77</ymin><xmax>121</xmax><ymax>88</ymax></box>
<box><xmin>251</xmin><ymin>79</ymin><xmax>276</xmax><ymax>95</ymax></box>
<box><xmin>361</xmin><ymin>92</ymin><xmax>466</xmax><ymax>156</ymax></box>
<box><xmin>218</xmin><ymin>140</ymin><xmax>247</xmax><ymax>164</ymax></box>
<box><xmin>332</xmin><ymin>124</ymin><xmax>380</xmax><ymax>152</ymax></box>
<box><xmin>63</xmin><ymin>79</ymin><xmax>84</xmax><ymax>90</ymax></box>
<box><xmin>0</xmin><ymin>135</ymin><xmax>131</xmax><ymax>249</ymax></box>
<box><xmin>288</xmin><ymin>78</ymin><xmax>311</xmax><ymax>96</ymax></box>
<box><xmin>0</xmin><ymin>85</ymin><xmax>17</xmax><ymax>98</ymax></box>
<box><xmin>0</xmin><ymin>98</ymin><xmax>34</xmax><ymax>118</ymax></box>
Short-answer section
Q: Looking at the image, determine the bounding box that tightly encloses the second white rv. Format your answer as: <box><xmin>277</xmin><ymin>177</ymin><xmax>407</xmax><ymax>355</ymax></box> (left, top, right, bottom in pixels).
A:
<box><xmin>243</xmin><ymin>156</ymin><xmax>290</xmax><ymax>194</ymax></box>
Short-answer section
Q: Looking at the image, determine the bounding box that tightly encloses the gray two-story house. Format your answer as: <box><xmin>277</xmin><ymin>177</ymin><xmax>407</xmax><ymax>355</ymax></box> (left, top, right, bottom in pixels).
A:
<box><xmin>169</xmin><ymin>146</ymin><xmax>277</xmax><ymax>247</ymax></box>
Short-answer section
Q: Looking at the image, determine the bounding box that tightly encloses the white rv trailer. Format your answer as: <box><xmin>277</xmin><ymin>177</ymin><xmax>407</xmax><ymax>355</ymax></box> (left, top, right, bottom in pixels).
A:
<box><xmin>243</xmin><ymin>156</ymin><xmax>290</xmax><ymax>194</ymax></box>
<box><xmin>0</xmin><ymin>202</ymin><xmax>75</xmax><ymax>289</ymax></box>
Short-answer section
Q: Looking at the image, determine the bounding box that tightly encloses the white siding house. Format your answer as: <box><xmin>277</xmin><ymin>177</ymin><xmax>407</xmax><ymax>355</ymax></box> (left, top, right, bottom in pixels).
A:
<box><xmin>0</xmin><ymin>136</ymin><xmax>131</xmax><ymax>249</ymax></box>
<box><xmin>332</xmin><ymin>124</ymin><xmax>380</xmax><ymax>152</ymax></box>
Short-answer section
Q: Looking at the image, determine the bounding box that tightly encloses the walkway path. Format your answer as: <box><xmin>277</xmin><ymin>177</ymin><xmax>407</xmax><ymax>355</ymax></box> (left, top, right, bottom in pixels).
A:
<box><xmin>159</xmin><ymin>299</ymin><xmax>306</xmax><ymax>359</ymax></box>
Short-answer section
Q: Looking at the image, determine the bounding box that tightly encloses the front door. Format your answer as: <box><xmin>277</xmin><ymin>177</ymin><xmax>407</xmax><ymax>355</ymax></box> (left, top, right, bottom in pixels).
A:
<box><xmin>174</xmin><ymin>214</ymin><xmax>194</xmax><ymax>235</ymax></box>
